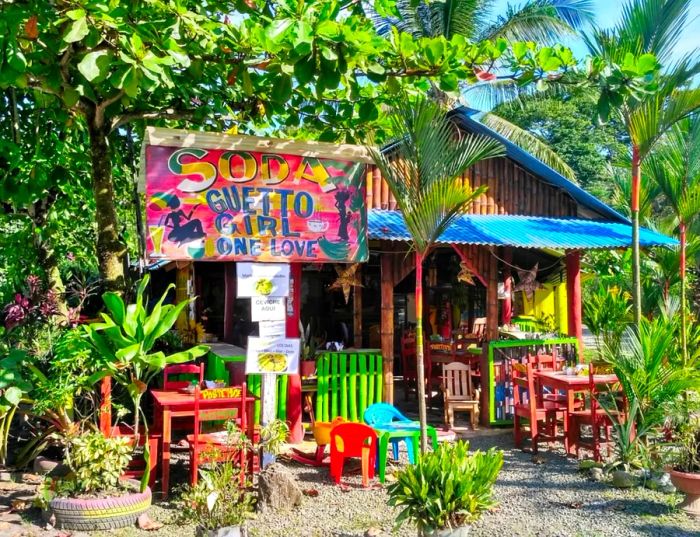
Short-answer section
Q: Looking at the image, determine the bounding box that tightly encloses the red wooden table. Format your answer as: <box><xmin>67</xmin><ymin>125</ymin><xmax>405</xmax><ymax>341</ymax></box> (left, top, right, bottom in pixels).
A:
<box><xmin>151</xmin><ymin>389</ymin><xmax>257</xmax><ymax>497</ymax></box>
<box><xmin>535</xmin><ymin>370</ymin><xmax>618</xmax><ymax>454</ymax></box>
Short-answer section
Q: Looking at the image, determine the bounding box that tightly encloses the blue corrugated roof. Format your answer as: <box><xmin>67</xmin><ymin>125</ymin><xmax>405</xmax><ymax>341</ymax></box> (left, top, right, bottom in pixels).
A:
<box><xmin>368</xmin><ymin>210</ymin><xmax>678</xmax><ymax>249</ymax></box>
<box><xmin>448</xmin><ymin>108</ymin><xmax>629</xmax><ymax>224</ymax></box>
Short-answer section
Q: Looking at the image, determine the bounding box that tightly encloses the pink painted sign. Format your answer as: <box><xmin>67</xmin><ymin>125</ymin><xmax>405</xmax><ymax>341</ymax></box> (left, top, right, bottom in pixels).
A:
<box><xmin>144</xmin><ymin>145</ymin><xmax>368</xmax><ymax>263</ymax></box>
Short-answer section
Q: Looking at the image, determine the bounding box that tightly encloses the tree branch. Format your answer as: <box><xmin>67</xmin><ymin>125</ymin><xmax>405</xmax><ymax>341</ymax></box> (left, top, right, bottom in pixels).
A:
<box><xmin>110</xmin><ymin>108</ymin><xmax>199</xmax><ymax>132</ymax></box>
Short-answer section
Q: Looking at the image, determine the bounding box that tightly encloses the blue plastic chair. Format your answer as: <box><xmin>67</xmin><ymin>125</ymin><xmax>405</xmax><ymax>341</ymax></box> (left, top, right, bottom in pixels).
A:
<box><xmin>363</xmin><ymin>403</ymin><xmax>417</xmax><ymax>463</ymax></box>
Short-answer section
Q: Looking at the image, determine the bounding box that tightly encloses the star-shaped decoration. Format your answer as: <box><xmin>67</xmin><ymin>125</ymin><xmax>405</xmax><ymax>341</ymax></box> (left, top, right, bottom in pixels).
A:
<box><xmin>513</xmin><ymin>263</ymin><xmax>543</xmax><ymax>300</ymax></box>
<box><xmin>457</xmin><ymin>262</ymin><xmax>475</xmax><ymax>285</ymax></box>
<box><xmin>328</xmin><ymin>264</ymin><xmax>363</xmax><ymax>304</ymax></box>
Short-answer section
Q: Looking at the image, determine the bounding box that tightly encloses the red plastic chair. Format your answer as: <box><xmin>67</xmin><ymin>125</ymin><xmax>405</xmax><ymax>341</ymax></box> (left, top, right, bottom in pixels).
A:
<box><xmin>329</xmin><ymin>422</ymin><xmax>377</xmax><ymax>487</ymax></box>
<box><xmin>187</xmin><ymin>383</ymin><xmax>251</xmax><ymax>486</ymax></box>
<box><xmin>163</xmin><ymin>363</ymin><xmax>204</xmax><ymax>390</ymax></box>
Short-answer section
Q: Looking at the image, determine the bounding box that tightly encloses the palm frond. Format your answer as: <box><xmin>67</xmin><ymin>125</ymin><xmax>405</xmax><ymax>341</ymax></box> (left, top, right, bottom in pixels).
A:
<box><xmin>645</xmin><ymin>115</ymin><xmax>700</xmax><ymax>223</ymax></box>
<box><xmin>610</xmin><ymin>164</ymin><xmax>661</xmax><ymax>219</ymax></box>
<box><xmin>480</xmin><ymin>0</ymin><xmax>595</xmax><ymax>43</ymax></box>
<box><xmin>481</xmin><ymin>113</ymin><xmax>577</xmax><ymax>180</ymax></box>
<box><xmin>369</xmin><ymin>98</ymin><xmax>504</xmax><ymax>254</ymax></box>
<box><xmin>583</xmin><ymin>0</ymin><xmax>692</xmax><ymax>64</ymax></box>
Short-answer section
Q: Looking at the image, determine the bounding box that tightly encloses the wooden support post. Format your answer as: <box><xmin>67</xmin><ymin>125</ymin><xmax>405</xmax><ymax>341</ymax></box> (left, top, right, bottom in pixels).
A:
<box><xmin>353</xmin><ymin>265</ymin><xmax>363</xmax><ymax>348</ymax></box>
<box><xmin>485</xmin><ymin>248</ymin><xmax>499</xmax><ymax>341</ymax></box>
<box><xmin>223</xmin><ymin>262</ymin><xmax>236</xmax><ymax>343</ymax></box>
<box><xmin>175</xmin><ymin>262</ymin><xmax>192</xmax><ymax>331</ymax></box>
<box><xmin>501</xmin><ymin>248</ymin><xmax>512</xmax><ymax>325</ymax></box>
<box><xmin>286</xmin><ymin>263</ymin><xmax>303</xmax><ymax>443</ymax></box>
<box><xmin>380</xmin><ymin>254</ymin><xmax>394</xmax><ymax>403</ymax></box>
<box><xmin>566</xmin><ymin>250</ymin><xmax>584</xmax><ymax>358</ymax></box>
<box><xmin>99</xmin><ymin>376</ymin><xmax>112</xmax><ymax>436</ymax></box>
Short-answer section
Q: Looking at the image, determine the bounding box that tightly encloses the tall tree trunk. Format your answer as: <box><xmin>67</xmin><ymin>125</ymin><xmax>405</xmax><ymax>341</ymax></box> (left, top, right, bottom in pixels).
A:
<box><xmin>87</xmin><ymin>112</ymin><xmax>126</xmax><ymax>292</ymax></box>
<box><xmin>415</xmin><ymin>251</ymin><xmax>428</xmax><ymax>453</ymax></box>
<box><xmin>680</xmin><ymin>221</ymin><xmax>688</xmax><ymax>365</ymax></box>
<box><xmin>631</xmin><ymin>145</ymin><xmax>642</xmax><ymax>326</ymax></box>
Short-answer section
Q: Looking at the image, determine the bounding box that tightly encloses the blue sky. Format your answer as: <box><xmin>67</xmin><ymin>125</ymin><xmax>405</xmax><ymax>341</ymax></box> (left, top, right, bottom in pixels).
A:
<box><xmin>491</xmin><ymin>0</ymin><xmax>700</xmax><ymax>59</ymax></box>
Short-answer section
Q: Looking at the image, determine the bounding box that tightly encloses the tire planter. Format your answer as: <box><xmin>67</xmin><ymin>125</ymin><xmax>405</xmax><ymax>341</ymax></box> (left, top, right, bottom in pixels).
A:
<box><xmin>45</xmin><ymin>480</ymin><xmax>151</xmax><ymax>531</ymax></box>
<box><xmin>670</xmin><ymin>469</ymin><xmax>700</xmax><ymax>518</ymax></box>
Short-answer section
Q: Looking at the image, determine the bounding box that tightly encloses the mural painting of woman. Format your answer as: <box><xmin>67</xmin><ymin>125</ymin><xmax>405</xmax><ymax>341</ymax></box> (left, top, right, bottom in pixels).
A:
<box><xmin>163</xmin><ymin>197</ymin><xmax>206</xmax><ymax>245</ymax></box>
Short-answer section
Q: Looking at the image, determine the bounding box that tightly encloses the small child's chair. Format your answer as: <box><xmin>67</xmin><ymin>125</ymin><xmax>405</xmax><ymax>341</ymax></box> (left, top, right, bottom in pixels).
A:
<box><xmin>329</xmin><ymin>422</ymin><xmax>377</xmax><ymax>487</ymax></box>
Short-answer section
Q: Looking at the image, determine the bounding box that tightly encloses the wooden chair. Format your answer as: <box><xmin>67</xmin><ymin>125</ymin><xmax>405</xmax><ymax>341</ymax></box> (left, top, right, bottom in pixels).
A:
<box><xmin>400</xmin><ymin>333</ymin><xmax>417</xmax><ymax>401</ymax></box>
<box><xmin>163</xmin><ymin>363</ymin><xmax>204</xmax><ymax>390</ymax></box>
<box><xmin>471</xmin><ymin>317</ymin><xmax>486</xmax><ymax>342</ymax></box>
<box><xmin>441</xmin><ymin>362</ymin><xmax>480</xmax><ymax>430</ymax></box>
<box><xmin>512</xmin><ymin>360</ymin><xmax>567</xmax><ymax>454</ymax></box>
<box><xmin>569</xmin><ymin>362</ymin><xmax>623</xmax><ymax>461</ymax></box>
<box><xmin>187</xmin><ymin>383</ymin><xmax>250</xmax><ymax>486</ymax></box>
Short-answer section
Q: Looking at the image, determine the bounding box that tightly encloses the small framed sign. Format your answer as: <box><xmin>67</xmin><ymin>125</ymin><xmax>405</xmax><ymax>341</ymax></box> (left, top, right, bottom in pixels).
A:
<box><xmin>246</xmin><ymin>336</ymin><xmax>300</xmax><ymax>375</ymax></box>
<box><xmin>237</xmin><ymin>262</ymin><xmax>290</xmax><ymax>297</ymax></box>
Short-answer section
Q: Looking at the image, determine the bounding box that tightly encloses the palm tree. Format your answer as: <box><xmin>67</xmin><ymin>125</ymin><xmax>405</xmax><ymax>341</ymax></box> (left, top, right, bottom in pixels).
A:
<box><xmin>645</xmin><ymin>116</ymin><xmax>700</xmax><ymax>363</ymax></box>
<box><xmin>369</xmin><ymin>97</ymin><xmax>503</xmax><ymax>451</ymax></box>
<box><xmin>370</xmin><ymin>0</ymin><xmax>596</xmax><ymax>180</ymax></box>
<box><xmin>583</xmin><ymin>0</ymin><xmax>700</xmax><ymax>325</ymax></box>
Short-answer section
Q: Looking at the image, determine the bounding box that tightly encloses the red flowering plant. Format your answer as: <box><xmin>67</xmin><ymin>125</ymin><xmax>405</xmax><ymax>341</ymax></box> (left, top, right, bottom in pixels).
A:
<box><xmin>1</xmin><ymin>275</ymin><xmax>61</xmax><ymax>357</ymax></box>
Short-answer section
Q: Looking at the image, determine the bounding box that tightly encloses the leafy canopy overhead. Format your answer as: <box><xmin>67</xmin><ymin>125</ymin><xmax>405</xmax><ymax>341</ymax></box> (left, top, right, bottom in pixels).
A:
<box><xmin>0</xmin><ymin>0</ymin><xmax>653</xmax><ymax>142</ymax></box>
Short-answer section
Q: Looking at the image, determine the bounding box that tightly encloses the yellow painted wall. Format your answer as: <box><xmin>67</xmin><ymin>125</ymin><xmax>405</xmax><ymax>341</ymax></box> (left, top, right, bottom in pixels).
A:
<box><xmin>519</xmin><ymin>282</ymin><xmax>568</xmax><ymax>334</ymax></box>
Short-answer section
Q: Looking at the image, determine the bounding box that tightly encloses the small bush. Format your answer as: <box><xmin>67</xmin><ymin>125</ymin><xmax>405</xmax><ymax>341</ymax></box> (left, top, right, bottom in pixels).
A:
<box><xmin>387</xmin><ymin>441</ymin><xmax>503</xmax><ymax>534</ymax></box>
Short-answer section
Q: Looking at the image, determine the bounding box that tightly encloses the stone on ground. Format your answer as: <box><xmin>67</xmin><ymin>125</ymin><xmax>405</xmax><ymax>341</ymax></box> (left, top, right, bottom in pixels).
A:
<box><xmin>257</xmin><ymin>463</ymin><xmax>303</xmax><ymax>513</ymax></box>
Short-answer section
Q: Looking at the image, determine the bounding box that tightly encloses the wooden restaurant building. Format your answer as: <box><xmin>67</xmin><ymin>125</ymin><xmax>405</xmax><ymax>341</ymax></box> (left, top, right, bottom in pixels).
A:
<box><xmin>141</xmin><ymin>107</ymin><xmax>675</xmax><ymax>442</ymax></box>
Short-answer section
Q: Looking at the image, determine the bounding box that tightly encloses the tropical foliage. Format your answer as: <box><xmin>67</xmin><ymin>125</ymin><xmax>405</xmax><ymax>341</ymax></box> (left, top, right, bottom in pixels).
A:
<box><xmin>388</xmin><ymin>441</ymin><xmax>503</xmax><ymax>533</ymax></box>
<box><xmin>369</xmin><ymin>96</ymin><xmax>502</xmax><ymax>450</ymax></box>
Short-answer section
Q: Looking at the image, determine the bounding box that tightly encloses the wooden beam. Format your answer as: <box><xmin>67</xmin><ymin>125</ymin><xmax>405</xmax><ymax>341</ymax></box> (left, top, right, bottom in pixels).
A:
<box><xmin>353</xmin><ymin>265</ymin><xmax>363</xmax><ymax>348</ymax></box>
<box><xmin>380</xmin><ymin>254</ymin><xmax>395</xmax><ymax>403</ymax></box>
<box><xmin>175</xmin><ymin>262</ymin><xmax>192</xmax><ymax>332</ymax></box>
<box><xmin>223</xmin><ymin>262</ymin><xmax>236</xmax><ymax>343</ymax></box>
<box><xmin>566</xmin><ymin>250</ymin><xmax>584</xmax><ymax>358</ymax></box>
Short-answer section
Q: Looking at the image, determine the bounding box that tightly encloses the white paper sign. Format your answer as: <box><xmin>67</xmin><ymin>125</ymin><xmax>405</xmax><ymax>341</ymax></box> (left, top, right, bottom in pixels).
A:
<box><xmin>237</xmin><ymin>262</ymin><xmax>290</xmax><ymax>297</ymax></box>
<box><xmin>246</xmin><ymin>336</ymin><xmax>300</xmax><ymax>375</ymax></box>
<box><xmin>258</xmin><ymin>320</ymin><xmax>287</xmax><ymax>338</ymax></box>
<box><xmin>251</xmin><ymin>297</ymin><xmax>286</xmax><ymax>322</ymax></box>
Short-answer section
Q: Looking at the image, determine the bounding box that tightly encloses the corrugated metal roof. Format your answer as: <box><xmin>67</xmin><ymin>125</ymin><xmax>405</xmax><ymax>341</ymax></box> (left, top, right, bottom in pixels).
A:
<box><xmin>368</xmin><ymin>210</ymin><xmax>678</xmax><ymax>249</ymax></box>
<box><xmin>447</xmin><ymin>108</ymin><xmax>629</xmax><ymax>224</ymax></box>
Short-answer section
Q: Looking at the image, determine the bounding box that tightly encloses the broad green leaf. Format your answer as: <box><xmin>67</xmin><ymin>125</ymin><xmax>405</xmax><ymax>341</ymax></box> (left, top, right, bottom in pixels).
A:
<box><xmin>64</xmin><ymin>17</ymin><xmax>89</xmax><ymax>43</ymax></box>
<box><xmin>78</xmin><ymin>50</ymin><xmax>111</xmax><ymax>82</ymax></box>
<box><xmin>3</xmin><ymin>387</ymin><xmax>22</xmax><ymax>406</ymax></box>
<box><xmin>271</xmin><ymin>74</ymin><xmax>292</xmax><ymax>103</ymax></box>
<box><xmin>102</xmin><ymin>291</ymin><xmax>126</xmax><ymax>325</ymax></box>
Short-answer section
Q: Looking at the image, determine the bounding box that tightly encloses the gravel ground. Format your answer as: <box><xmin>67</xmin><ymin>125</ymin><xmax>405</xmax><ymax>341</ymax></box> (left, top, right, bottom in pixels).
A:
<box><xmin>9</xmin><ymin>398</ymin><xmax>700</xmax><ymax>537</ymax></box>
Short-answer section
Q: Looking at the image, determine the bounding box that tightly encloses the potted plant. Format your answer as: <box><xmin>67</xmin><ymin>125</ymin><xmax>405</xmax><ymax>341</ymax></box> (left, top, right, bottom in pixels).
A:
<box><xmin>299</xmin><ymin>320</ymin><xmax>323</xmax><ymax>378</ymax></box>
<box><xmin>178</xmin><ymin>460</ymin><xmax>255</xmax><ymax>537</ymax></box>
<box><xmin>387</xmin><ymin>441</ymin><xmax>503</xmax><ymax>536</ymax></box>
<box><xmin>667</xmin><ymin>409</ymin><xmax>700</xmax><ymax>517</ymax></box>
<box><xmin>38</xmin><ymin>431</ymin><xmax>151</xmax><ymax>530</ymax></box>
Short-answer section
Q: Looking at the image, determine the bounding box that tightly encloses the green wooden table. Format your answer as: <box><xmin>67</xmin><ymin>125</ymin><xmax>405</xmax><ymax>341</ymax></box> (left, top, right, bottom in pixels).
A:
<box><xmin>372</xmin><ymin>423</ymin><xmax>438</xmax><ymax>483</ymax></box>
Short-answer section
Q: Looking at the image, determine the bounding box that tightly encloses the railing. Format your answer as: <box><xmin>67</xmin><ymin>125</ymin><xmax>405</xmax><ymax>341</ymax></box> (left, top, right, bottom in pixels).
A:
<box><xmin>315</xmin><ymin>350</ymin><xmax>383</xmax><ymax>422</ymax></box>
<box><xmin>487</xmin><ymin>337</ymin><xmax>579</xmax><ymax>425</ymax></box>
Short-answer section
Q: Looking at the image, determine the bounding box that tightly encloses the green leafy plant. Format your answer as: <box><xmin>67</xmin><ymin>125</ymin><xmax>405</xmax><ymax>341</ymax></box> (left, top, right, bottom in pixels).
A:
<box><xmin>662</xmin><ymin>393</ymin><xmax>700</xmax><ymax>474</ymax></box>
<box><xmin>387</xmin><ymin>441</ymin><xmax>503</xmax><ymax>534</ymax></box>
<box><xmin>583</xmin><ymin>283</ymin><xmax>632</xmax><ymax>358</ymax></box>
<box><xmin>84</xmin><ymin>274</ymin><xmax>209</xmax><ymax>436</ymax></box>
<box><xmin>66</xmin><ymin>432</ymin><xmax>132</xmax><ymax>493</ymax></box>
<box><xmin>38</xmin><ymin>432</ymin><xmax>132</xmax><ymax>503</ymax></box>
<box><xmin>177</xmin><ymin>462</ymin><xmax>256</xmax><ymax>531</ymax></box>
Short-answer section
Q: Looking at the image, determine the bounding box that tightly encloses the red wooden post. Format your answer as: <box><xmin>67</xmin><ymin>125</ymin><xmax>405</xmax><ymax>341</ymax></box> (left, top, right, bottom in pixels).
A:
<box><xmin>99</xmin><ymin>376</ymin><xmax>112</xmax><ymax>436</ymax></box>
<box><xmin>501</xmin><ymin>248</ymin><xmax>512</xmax><ymax>325</ymax></box>
<box><xmin>566</xmin><ymin>250</ymin><xmax>583</xmax><ymax>356</ymax></box>
<box><xmin>286</xmin><ymin>263</ymin><xmax>303</xmax><ymax>443</ymax></box>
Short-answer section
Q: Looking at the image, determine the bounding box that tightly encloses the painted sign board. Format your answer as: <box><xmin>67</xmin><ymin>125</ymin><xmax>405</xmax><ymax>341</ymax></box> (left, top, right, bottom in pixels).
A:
<box><xmin>246</xmin><ymin>336</ymin><xmax>300</xmax><ymax>375</ymax></box>
<box><xmin>236</xmin><ymin>262</ymin><xmax>290</xmax><ymax>298</ymax></box>
<box><xmin>142</xmin><ymin>128</ymin><xmax>369</xmax><ymax>263</ymax></box>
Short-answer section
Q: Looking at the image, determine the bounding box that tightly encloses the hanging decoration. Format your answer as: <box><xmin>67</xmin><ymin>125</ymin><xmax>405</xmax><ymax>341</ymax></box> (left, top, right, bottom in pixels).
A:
<box><xmin>456</xmin><ymin>261</ymin><xmax>476</xmax><ymax>285</ymax></box>
<box><xmin>513</xmin><ymin>263</ymin><xmax>543</xmax><ymax>300</ymax></box>
<box><xmin>328</xmin><ymin>264</ymin><xmax>362</xmax><ymax>304</ymax></box>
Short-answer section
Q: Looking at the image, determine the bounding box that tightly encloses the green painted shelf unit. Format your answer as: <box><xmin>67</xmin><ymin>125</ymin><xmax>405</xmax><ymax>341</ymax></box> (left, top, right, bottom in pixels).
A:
<box><xmin>315</xmin><ymin>350</ymin><xmax>383</xmax><ymax>423</ymax></box>
<box><xmin>487</xmin><ymin>337</ymin><xmax>579</xmax><ymax>425</ymax></box>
